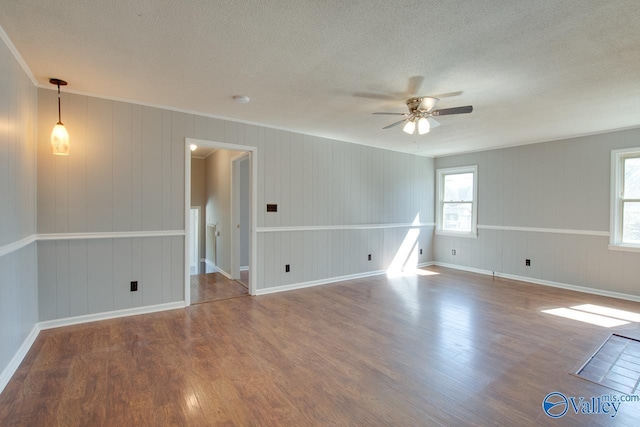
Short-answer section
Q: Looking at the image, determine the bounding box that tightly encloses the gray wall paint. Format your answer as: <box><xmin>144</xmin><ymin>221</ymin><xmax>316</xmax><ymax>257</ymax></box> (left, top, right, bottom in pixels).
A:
<box><xmin>0</xmin><ymin>41</ymin><xmax>38</xmax><ymax>380</ymax></box>
<box><xmin>36</xmin><ymin>89</ymin><xmax>435</xmax><ymax>319</ymax></box>
<box><xmin>190</xmin><ymin>157</ymin><xmax>206</xmax><ymax>260</ymax></box>
<box><xmin>434</xmin><ymin>127</ymin><xmax>640</xmax><ymax>297</ymax></box>
<box><xmin>240</xmin><ymin>157</ymin><xmax>250</xmax><ymax>267</ymax></box>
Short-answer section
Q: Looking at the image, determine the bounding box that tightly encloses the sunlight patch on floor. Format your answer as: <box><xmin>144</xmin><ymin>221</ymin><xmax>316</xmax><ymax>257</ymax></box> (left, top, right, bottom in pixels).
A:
<box><xmin>541</xmin><ymin>308</ymin><xmax>630</xmax><ymax>328</ymax></box>
<box><xmin>570</xmin><ymin>304</ymin><xmax>640</xmax><ymax>323</ymax></box>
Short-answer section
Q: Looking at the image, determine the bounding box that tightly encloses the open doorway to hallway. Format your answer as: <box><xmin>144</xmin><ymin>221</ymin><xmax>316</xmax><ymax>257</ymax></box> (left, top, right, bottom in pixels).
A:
<box><xmin>188</xmin><ymin>144</ymin><xmax>251</xmax><ymax>304</ymax></box>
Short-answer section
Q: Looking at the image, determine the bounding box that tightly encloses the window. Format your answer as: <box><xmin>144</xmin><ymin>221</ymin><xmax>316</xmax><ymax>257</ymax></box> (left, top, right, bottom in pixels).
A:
<box><xmin>436</xmin><ymin>165</ymin><xmax>478</xmax><ymax>237</ymax></box>
<box><xmin>611</xmin><ymin>148</ymin><xmax>640</xmax><ymax>251</ymax></box>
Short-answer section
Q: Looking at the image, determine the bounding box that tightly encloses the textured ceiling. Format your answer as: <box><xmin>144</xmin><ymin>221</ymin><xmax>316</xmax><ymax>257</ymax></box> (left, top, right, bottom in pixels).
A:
<box><xmin>1</xmin><ymin>0</ymin><xmax>639</xmax><ymax>156</ymax></box>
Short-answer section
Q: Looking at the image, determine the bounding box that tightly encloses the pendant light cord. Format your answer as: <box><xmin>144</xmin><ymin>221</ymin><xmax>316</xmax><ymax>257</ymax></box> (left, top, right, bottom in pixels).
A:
<box><xmin>57</xmin><ymin>84</ymin><xmax>62</xmax><ymax>124</ymax></box>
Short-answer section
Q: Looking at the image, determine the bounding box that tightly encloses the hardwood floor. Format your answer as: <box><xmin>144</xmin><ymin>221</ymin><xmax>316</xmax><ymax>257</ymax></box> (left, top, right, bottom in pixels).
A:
<box><xmin>190</xmin><ymin>272</ymin><xmax>248</xmax><ymax>304</ymax></box>
<box><xmin>2</xmin><ymin>266</ymin><xmax>640</xmax><ymax>425</ymax></box>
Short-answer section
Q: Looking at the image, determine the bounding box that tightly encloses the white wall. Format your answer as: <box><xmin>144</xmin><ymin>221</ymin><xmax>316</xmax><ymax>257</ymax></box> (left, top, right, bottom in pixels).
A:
<box><xmin>434</xmin><ymin>127</ymin><xmax>640</xmax><ymax>297</ymax></box>
<box><xmin>0</xmin><ymin>38</ymin><xmax>38</xmax><ymax>387</ymax></box>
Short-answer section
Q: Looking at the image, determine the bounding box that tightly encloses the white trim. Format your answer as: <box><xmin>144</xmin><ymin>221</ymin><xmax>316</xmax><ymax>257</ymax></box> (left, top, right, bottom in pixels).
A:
<box><xmin>610</xmin><ymin>147</ymin><xmax>640</xmax><ymax>250</ymax></box>
<box><xmin>436</xmin><ymin>165</ymin><xmax>478</xmax><ymax>238</ymax></box>
<box><xmin>240</xmin><ymin>266</ymin><xmax>249</xmax><ymax>271</ymax></box>
<box><xmin>38</xmin><ymin>302</ymin><xmax>185</xmax><ymax>330</ymax></box>
<box><xmin>433</xmin><ymin>125</ymin><xmax>640</xmax><ymax>158</ymax></box>
<box><xmin>256</xmin><ymin>223</ymin><xmax>435</xmax><ymax>233</ymax></box>
<box><xmin>0</xmin><ymin>324</ymin><xmax>39</xmax><ymax>394</ymax></box>
<box><xmin>185</xmin><ymin>142</ymin><xmax>192</xmax><ymax>305</ymax></box>
<box><xmin>435</xmin><ymin>230</ymin><xmax>478</xmax><ymax>239</ymax></box>
<box><xmin>38</xmin><ymin>86</ymin><xmax>431</xmax><ymax>157</ymax></box>
<box><xmin>215</xmin><ymin>267</ymin><xmax>233</xmax><ymax>280</ymax></box>
<box><xmin>200</xmin><ymin>259</ymin><xmax>234</xmax><ymax>279</ymax></box>
<box><xmin>0</xmin><ymin>235</ymin><xmax>37</xmax><ymax>258</ymax></box>
<box><xmin>476</xmin><ymin>224</ymin><xmax>609</xmax><ymax>237</ymax></box>
<box><xmin>433</xmin><ymin>262</ymin><xmax>640</xmax><ymax>303</ymax></box>
<box><xmin>37</xmin><ymin>230</ymin><xmax>185</xmax><ymax>241</ymax></box>
<box><xmin>608</xmin><ymin>244</ymin><xmax>640</xmax><ymax>253</ymax></box>
<box><xmin>0</xmin><ymin>24</ymin><xmax>38</xmax><ymax>86</ymax></box>
<box><xmin>255</xmin><ymin>262</ymin><xmax>435</xmax><ymax>296</ymax></box>
<box><xmin>203</xmin><ymin>258</ymin><xmax>216</xmax><ymax>270</ymax></box>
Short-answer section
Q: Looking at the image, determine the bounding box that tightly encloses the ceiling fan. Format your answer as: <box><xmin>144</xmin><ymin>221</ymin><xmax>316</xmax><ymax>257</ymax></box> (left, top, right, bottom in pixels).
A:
<box><xmin>374</xmin><ymin>97</ymin><xmax>473</xmax><ymax>135</ymax></box>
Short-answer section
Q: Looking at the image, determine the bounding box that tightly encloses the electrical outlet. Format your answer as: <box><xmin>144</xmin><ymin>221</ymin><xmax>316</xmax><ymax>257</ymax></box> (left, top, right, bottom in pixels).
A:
<box><xmin>130</xmin><ymin>281</ymin><xmax>138</xmax><ymax>292</ymax></box>
<box><xmin>368</xmin><ymin>254</ymin><xmax>372</xmax><ymax>261</ymax></box>
<box><xmin>452</xmin><ymin>249</ymin><xmax>456</xmax><ymax>256</ymax></box>
<box><xmin>525</xmin><ymin>259</ymin><xmax>531</xmax><ymax>266</ymax></box>
<box><xmin>285</xmin><ymin>264</ymin><xmax>290</xmax><ymax>273</ymax></box>
<box><xmin>419</xmin><ymin>248</ymin><xmax>423</xmax><ymax>255</ymax></box>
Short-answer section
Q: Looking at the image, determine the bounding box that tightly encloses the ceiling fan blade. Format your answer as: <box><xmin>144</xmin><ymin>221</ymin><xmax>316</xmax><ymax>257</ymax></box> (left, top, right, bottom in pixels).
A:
<box><xmin>382</xmin><ymin>119</ymin><xmax>407</xmax><ymax>129</ymax></box>
<box><xmin>373</xmin><ymin>112</ymin><xmax>407</xmax><ymax>116</ymax></box>
<box><xmin>427</xmin><ymin>117</ymin><xmax>441</xmax><ymax>128</ymax></box>
<box><xmin>430</xmin><ymin>91</ymin><xmax>463</xmax><ymax>99</ymax></box>
<box><xmin>432</xmin><ymin>106</ymin><xmax>473</xmax><ymax>116</ymax></box>
<box><xmin>406</xmin><ymin>76</ymin><xmax>425</xmax><ymax>96</ymax></box>
<box><xmin>353</xmin><ymin>92</ymin><xmax>398</xmax><ymax>100</ymax></box>
<box><xmin>419</xmin><ymin>97</ymin><xmax>439</xmax><ymax>112</ymax></box>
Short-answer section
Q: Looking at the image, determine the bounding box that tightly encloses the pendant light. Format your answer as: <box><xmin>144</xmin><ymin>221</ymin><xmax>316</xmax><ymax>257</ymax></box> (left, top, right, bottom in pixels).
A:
<box><xmin>49</xmin><ymin>78</ymin><xmax>70</xmax><ymax>155</ymax></box>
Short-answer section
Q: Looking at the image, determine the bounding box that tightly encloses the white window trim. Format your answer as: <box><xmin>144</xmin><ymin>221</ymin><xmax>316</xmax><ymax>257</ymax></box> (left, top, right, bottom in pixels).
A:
<box><xmin>436</xmin><ymin>165</ymin><xmax>478</xmax><ymax>239</ymax></box>
<box><xmin>609</xmin><ymin>147</ymin><xmax>640</xmax><ymax>251</ymax></box>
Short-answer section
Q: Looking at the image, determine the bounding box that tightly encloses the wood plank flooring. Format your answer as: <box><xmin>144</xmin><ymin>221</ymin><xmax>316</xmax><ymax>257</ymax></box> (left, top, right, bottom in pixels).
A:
<box><xmin>2</xmin><ymin>266</ymin><xmax>640</xmax><ymax>425</ymax></box>
<box><xmin>190</xmin><ymin>272</ymin><xmax>248</xmax><ymax>304</ymax></box>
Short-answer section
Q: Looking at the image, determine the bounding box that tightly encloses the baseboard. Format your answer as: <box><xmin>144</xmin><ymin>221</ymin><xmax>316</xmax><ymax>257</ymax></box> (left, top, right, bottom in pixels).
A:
<box><xmin>38</xmin><ymin>301</ymin><xmax>186</xmax><ymax>330</ymax></box>
<box><xmin>433</xmin><ymin>262</ymin><xmax>640</xmax><ymax>303</ymax></box>
<box><xmin>0</xmin><ymin>324</ymin><xmax>40</xmax><ymax>394</ymax></box>
<box><xmin>255</xmin><ymin>262</ymin><xmax>434</xmax><ymax>296</ymax></box>
<box><xmin>240</xmin><ymin>266</ymin><xmax>249</xmax><ymax>271</ymax></box>
<box><xmin>215</xmin><ymin>267</ymin><xmax>233</xmax><ymax>280</ymax></box>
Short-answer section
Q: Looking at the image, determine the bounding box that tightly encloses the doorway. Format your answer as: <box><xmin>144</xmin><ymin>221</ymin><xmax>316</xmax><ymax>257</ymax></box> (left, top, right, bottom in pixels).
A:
<box><xmin>232</xmin><ymin>152</ymin><xmax>251</xmax><ymax>288</ymax></box>
<box><xmin>184</xmin><ymin>138</ymin><xmax>257</xmax><ymax>306</ymax></box>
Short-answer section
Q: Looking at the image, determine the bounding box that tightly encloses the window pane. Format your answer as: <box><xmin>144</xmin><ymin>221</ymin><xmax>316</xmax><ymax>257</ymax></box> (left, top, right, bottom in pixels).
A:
<box><xmin>443</xmin><ymin>173</ymin><xmax>473</xmax><ymax>202</ymax></box>
<box><xmin>623</xmin><ymin>202</ymin><xmax>640</xmax><ymax>244</ymax></box>
<box><xmin>624</xmin><ymin>158</ymin><xmax>640</xmax><ymax>199</ymax></box>
<box><xmin>443</xmin><ymin>203</ymin><xmax>473</xmax><ymax>231</ymax></box>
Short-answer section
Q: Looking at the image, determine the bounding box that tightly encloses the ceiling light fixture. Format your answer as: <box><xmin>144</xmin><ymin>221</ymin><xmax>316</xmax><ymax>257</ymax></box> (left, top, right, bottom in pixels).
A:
<box><xmin>403</xmin><ymin>119</ymin><xmax>415</xmax><ymax>135</ymax></box>
<box><xmin>190</xmin><ymin>144</ymin><xmax>198</xmax><ymax>151</ymax></box>
<box><xmin>232</xmin><ymin>95</ymin><xmax>250</xmax><ymax>104</ymax></box>
<box><xmin>417</xmin><ymin>117</ymin><xmax>430</xmax><ymax>135</ymax></box>
<box><xmin>49</xmin><ymin>78</ymin><xmax>69</xmax><ymax>155</ymax></box>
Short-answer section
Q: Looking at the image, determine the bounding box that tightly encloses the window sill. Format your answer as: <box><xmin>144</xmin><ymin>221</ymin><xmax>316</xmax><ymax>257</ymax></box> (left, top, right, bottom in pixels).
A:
<box><xmin>435</xmin><ymin>230</ymin><xmax>478</xmax><ymax>239</ymax></box>
<box><xmin>608</xmin><ymin>244</ymin><xmax>640</xmax><ymax>253</ymax></box>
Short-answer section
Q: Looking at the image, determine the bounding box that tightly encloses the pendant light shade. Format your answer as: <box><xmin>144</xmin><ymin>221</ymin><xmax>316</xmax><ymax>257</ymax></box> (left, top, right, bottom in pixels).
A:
<box><xmin>51</xmin><ymin>123</ymin><xmax>70</xmax><ymax>155</ymax></box>
<box><xmin>49</xmin><ymin>78</ymin><xmax>69</xmax><ymax>155</ymax></box>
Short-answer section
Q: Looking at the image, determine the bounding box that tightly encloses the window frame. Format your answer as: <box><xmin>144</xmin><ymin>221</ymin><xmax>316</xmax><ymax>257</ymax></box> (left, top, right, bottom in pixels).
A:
<box><xmin>436</xmin><ymin>165</ymin><xmax>478</xmax><ymax>238</ymax></box>
<box><xmin>609</xmin><ymin>148</ymin><xmax>640</xmax><ymax>252</ymax></box>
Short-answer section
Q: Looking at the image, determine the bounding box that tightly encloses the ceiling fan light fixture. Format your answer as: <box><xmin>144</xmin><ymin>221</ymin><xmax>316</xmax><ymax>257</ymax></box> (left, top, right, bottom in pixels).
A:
<box><xmin>418</xmin><ymin>117</ymin><xmax>430</xmax><ymax>135</ymax></box>
<box><xmin>403</xmin><ymin>119</ymin><xmax>415</xmax><ymax>135</ymax></box>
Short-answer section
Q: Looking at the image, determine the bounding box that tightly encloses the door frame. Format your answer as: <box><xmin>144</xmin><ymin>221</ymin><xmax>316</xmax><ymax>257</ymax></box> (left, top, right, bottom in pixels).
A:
<box><xmin>184</xmin><ymin>138</ymin><xmax>258</xmax><ymax>305</ymax></box>
<box><xmin>231</xmin><ymin>152</ymin><xmax>251</xmax><ymax>281</ymax></box>
<box><xmin>189</xmin><ymin>206</ymin><xmax>201</xmax><ymax>272</ymax></box>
